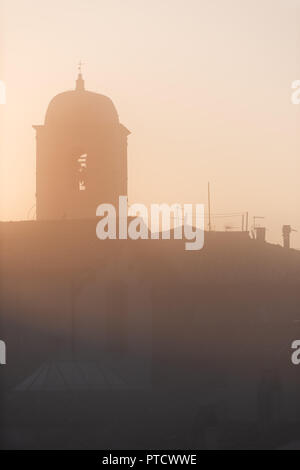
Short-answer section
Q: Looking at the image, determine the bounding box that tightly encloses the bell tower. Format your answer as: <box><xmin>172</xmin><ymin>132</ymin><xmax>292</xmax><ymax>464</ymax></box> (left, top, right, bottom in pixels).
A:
<box><xmin>33</xmin><ymin>70</ymin><xmax>130</xmax><ymax>220</ymax></box>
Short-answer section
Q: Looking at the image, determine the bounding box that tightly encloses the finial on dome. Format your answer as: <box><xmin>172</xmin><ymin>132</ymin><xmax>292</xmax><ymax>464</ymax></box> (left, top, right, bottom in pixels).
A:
<box><xmin>76</xmin><ymin>61</ymin><xmax>85</xmax><ymax>91</ymax></box>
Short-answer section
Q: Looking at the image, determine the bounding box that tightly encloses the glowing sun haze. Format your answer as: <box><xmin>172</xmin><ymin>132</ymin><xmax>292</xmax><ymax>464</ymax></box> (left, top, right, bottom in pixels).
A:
<box><xmin>0</xmin><ymin>0</ymin><xmax>300</xmax><ymax>246</ymax></box>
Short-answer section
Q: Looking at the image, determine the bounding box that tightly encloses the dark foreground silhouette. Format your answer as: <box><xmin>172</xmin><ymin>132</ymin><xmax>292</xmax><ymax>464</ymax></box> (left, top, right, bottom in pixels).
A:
<box><xmin>1</xmin><ymin>220</ymin><xmax>300</xmax><ymax>449</ymax></box>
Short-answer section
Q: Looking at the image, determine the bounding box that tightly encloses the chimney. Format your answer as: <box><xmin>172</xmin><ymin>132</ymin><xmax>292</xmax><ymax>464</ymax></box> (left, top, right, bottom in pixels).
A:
<box><xmin>255</xmin><ymin>227</ymin><xmax>266</xmax><ymax>243</ymax></box>
<box><xmin>282</xmin><ymin>225</ymin><xmax>292</xmax><ymax>249</ymax></box>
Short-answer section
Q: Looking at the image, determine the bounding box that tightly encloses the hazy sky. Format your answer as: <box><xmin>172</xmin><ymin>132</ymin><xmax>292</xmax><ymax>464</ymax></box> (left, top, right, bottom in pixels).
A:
<box><xmin>1</xmin><ymin>0</ymin><xmax>300</xmax><ymax>246</ymax></box>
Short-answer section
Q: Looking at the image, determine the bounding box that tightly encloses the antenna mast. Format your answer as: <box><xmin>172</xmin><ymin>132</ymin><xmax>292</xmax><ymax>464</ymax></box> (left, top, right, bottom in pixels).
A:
<box><xmin>208</xmin><ymin>182</ymin><xmax>212</xmax><ymax>232</ymax></box>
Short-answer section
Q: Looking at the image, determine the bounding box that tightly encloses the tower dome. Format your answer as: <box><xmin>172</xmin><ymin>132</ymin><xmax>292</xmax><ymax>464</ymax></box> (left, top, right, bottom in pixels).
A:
<box><xmin>44</xmin><ymin>75</ymin><xmax>119</xmax><ymax>128</ymax></box>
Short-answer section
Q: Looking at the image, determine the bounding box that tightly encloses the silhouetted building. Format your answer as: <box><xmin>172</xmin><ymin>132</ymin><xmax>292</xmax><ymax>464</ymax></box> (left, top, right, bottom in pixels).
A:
<box><xmin>2</xmin><ymin>71</ymin><xmax>300</xmax><ymax>451</ymax></box>
<box><xmin>33</xmin><ymin>71</ymin><xmax>130</xmax><ymax>220</ymax></box>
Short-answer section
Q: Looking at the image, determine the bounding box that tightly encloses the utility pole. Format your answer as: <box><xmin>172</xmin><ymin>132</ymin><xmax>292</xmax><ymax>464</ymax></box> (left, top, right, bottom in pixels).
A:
<box><xmin>208</xmin><ymin>182</ymin><xmax>212</xmax><ymax>232</ymax></box>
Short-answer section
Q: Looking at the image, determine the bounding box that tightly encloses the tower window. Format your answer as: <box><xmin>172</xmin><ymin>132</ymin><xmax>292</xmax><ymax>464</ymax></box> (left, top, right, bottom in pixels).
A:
<box><xmin>78</xmin><ymin>154</ymin><xmax>87</xmax><ymax>191</ymax></box>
